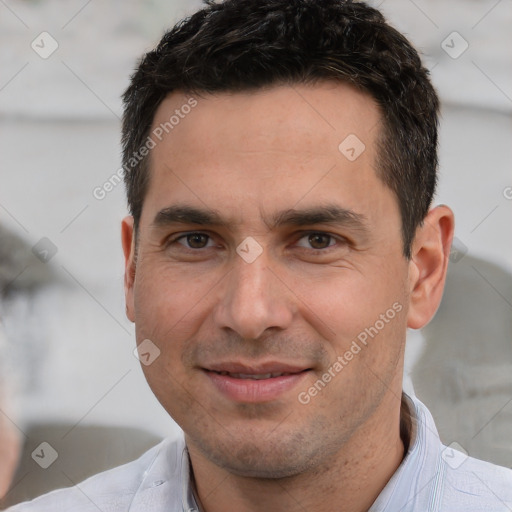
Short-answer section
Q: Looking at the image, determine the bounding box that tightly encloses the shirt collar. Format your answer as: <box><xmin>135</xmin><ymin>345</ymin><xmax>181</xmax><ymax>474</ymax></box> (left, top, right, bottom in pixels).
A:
<box><xmin>369</xmin><ymin>393</ymin><xmax>444</xmax><ymax>511</ymax></box>
<box><xmin>127</xmin><ymin>435</ymin><xmax>198</xmax><ymax>511</ymax></box>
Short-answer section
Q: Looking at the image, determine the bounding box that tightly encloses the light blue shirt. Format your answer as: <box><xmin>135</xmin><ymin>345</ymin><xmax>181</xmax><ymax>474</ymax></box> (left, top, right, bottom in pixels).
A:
<box><xmin>7</xmin><ymin>394</ymin><xmax>512</xmax><ymax>511</ymax></box>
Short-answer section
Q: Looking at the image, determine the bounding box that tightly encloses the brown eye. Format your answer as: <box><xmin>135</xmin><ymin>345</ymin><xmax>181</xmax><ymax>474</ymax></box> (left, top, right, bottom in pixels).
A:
<box><xmin>179</xmin><ymin>233</ymin><xmax>211</xmax><ymax>249</ymax></box>
<box><xmin>307</xmin><ymin>233</ymin><xmax>334</xmax><ymax>249</ymax></box>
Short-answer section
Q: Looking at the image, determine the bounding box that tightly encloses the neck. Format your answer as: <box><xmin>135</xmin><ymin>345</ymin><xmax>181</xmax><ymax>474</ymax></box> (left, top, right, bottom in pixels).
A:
<box><xmin>188</xmin><ymin>391</ymin><xmax>408</xmax><ymax>512</ymax></box>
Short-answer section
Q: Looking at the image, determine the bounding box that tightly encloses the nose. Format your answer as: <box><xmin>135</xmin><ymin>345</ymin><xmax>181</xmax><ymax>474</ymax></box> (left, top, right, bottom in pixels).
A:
<box><xmin>213</xmin><ymin>252</ymin><xmax>294</xmax><ymax>340</ymax></box>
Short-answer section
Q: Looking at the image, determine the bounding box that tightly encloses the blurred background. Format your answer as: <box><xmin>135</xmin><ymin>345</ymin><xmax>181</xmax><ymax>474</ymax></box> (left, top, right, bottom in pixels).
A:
<box><xmin>0</xmin><ymin>0</ymin><xmax>511</xmax><ymax>506</ymax></box>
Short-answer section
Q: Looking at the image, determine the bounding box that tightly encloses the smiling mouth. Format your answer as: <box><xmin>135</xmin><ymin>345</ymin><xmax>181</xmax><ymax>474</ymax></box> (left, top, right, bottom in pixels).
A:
<box><xmin>204</xmin><ymin>368</ymin><xmax>311</xmax><ymax>402</ymax></box>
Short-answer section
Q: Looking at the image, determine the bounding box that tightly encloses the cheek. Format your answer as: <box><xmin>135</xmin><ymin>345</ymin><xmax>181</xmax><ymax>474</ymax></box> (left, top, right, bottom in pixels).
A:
<box><xmin>132</xmin><ymin>265</ymin><xmax>211</xmax><ymax>416</ymax></box>
<box><xmin>133</xmin><ymin>259</ymin><xmax>215</xmax><ymax>339</ymax></box>
<box><xmin>292</xmin><ymin>270</ymin><xmax>398</xmax><ymax>337</ymax></box>
<box><xmin>291</xmin><ymin>264</ymin><xmax>408</xmax><ymax>375</ymax></box>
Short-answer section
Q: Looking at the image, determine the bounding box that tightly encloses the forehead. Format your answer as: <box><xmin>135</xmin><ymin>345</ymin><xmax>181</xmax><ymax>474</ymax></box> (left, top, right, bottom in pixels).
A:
<box><xmin>143</xmin><ymin>81</ymin><xmax>393</xmax><ymax>229</ymax></box>
<box><xmin>151</xmin><ymin>80</ymin><xmax>380</xmax><ymax>159</ymax></box>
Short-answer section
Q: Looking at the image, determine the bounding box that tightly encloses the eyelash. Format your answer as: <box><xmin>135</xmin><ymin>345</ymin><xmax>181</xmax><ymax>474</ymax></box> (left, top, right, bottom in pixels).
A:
<box><xmin>171</xmin><ymin>232</ymin><xmax>217</xmax><ymax>250</ymax></box>
<box><xmin>167</xmin><ymin>231</ymin><xmax>347</xmax><ymax>251</ymax></box>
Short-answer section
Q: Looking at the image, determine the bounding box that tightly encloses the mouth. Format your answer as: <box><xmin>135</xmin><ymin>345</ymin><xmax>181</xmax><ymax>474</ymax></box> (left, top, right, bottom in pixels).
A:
<box><xmin>202</xmin><ymin>363</ymin><xmax>311</xmax><ymax>403</ymax></box>
<box><xmin>210</xmin><ymin>370</ymin><xmax>303</xmax><ymax>380</ymax></box>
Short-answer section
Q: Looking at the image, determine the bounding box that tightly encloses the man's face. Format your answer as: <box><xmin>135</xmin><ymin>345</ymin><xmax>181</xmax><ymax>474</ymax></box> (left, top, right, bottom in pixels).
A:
<box><xmin>125</xmin><ymin>82</ymin><xmax>413</xmax><ymax>478</ymax></box>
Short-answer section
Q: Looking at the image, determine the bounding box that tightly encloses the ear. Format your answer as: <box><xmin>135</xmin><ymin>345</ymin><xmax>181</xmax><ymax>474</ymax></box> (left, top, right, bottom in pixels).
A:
<box><xmin>121</xmin><ymin>216</ymin><xmax>136</xmax><ymax>323</ymax></box>
<box><xmin>407</xmin><ymin>205</ymin><xmax>455</xmax><ymax>329</ymax></box>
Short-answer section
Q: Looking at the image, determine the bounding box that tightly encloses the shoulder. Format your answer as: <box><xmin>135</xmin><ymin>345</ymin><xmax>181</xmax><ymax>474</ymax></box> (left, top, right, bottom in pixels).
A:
<box><xmin>5</xmin><ymin>436</ymin><xmax>184</xmax><ymax>512</ymax></box>
<box><xmin>405</xmin><ymin>395</ymin><xmax>512</xmax><ymax>511</ymax></box>
<box><xmin>441</xmin><ymin>452</ymin><xmax>512</xmax><ymax>511</ymax></box>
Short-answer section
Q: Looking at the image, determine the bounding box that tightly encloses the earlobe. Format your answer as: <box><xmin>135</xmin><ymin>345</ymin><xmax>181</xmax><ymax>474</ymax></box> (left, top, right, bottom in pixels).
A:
<box><xmin>406</xmin><ymin>205</ymin><xmax>454</xmax><ymax>329</ymax></box>
<box><xmin>121</xmin><ymin>216</ymin><xmax>136</xmax><ymax>323</ymax></box>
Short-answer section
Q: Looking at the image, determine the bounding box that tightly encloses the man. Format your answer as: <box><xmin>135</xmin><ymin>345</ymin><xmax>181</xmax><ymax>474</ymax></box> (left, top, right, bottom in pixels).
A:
<box><xmin>8</xmin><ymin>0</ymin><xmax>512</xmax><ymax>510</ymax></box>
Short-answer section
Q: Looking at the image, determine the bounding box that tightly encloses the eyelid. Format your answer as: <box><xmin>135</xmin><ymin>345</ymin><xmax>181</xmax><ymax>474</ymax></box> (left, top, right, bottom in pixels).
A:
<box><xmin>293</xmin><ymin>230</ymin><xmax>349</xmax><ymax>249</ymax></box>
<box><xmin>164</xmin><ymin>229</ymin><xmax>349</xmax><ymax>250</ymax></box>
<box><xmin>165</xmin><ymin>230</ymin><xmax>215</xmax><ymax>247</ymax></box>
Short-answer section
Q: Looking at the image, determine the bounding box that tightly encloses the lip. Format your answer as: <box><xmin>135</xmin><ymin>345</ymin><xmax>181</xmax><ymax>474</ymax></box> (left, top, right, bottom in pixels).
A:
<box><xmin>202</xmin><ymin>361</ymin><xmax>311</xmax><ymax>403</ymax></box>
<box><xmin>205</xmin><ymin>361</ymin><xmax>309</xmax><ymax>375</ymax></box>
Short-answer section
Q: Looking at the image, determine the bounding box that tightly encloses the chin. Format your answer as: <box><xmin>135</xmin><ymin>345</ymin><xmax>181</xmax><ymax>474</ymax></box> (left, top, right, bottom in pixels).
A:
<box><xmin>194</xmin><ymin>431</ymin><xmax>324</xmax><ymax>480</ymax></box>
<box><xmin>217</xmin><ymin>453</ymin><xmax>311</xmax><ymax>480</ymax></box>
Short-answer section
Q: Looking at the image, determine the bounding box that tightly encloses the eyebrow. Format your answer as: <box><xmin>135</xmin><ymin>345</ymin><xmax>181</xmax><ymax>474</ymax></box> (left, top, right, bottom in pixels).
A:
<box><xmin>268</xmin><ymin>205</ymin><xmax>368</xmax><ymax>232</ymax></box>
<box><xmin>152</xmin><ymin>204</ymin><xmax>369</xmax><ymax>234</ymax></box>
<box><xmin>152</xmin><ymin>205</ymin><xmax>224</xmax><ymax>228</ymax></box>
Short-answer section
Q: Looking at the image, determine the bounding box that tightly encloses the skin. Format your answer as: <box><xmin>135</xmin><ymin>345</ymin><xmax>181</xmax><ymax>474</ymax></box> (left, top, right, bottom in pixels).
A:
<box><xmin>0</xmin><ymin>391</ymin><xmax>21</xmax><ymax>500</ymax></box>
<box><xmin>122</xmin><ymin>81</ymin><xmax>454</xmax><ymax>512</ymax></box>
